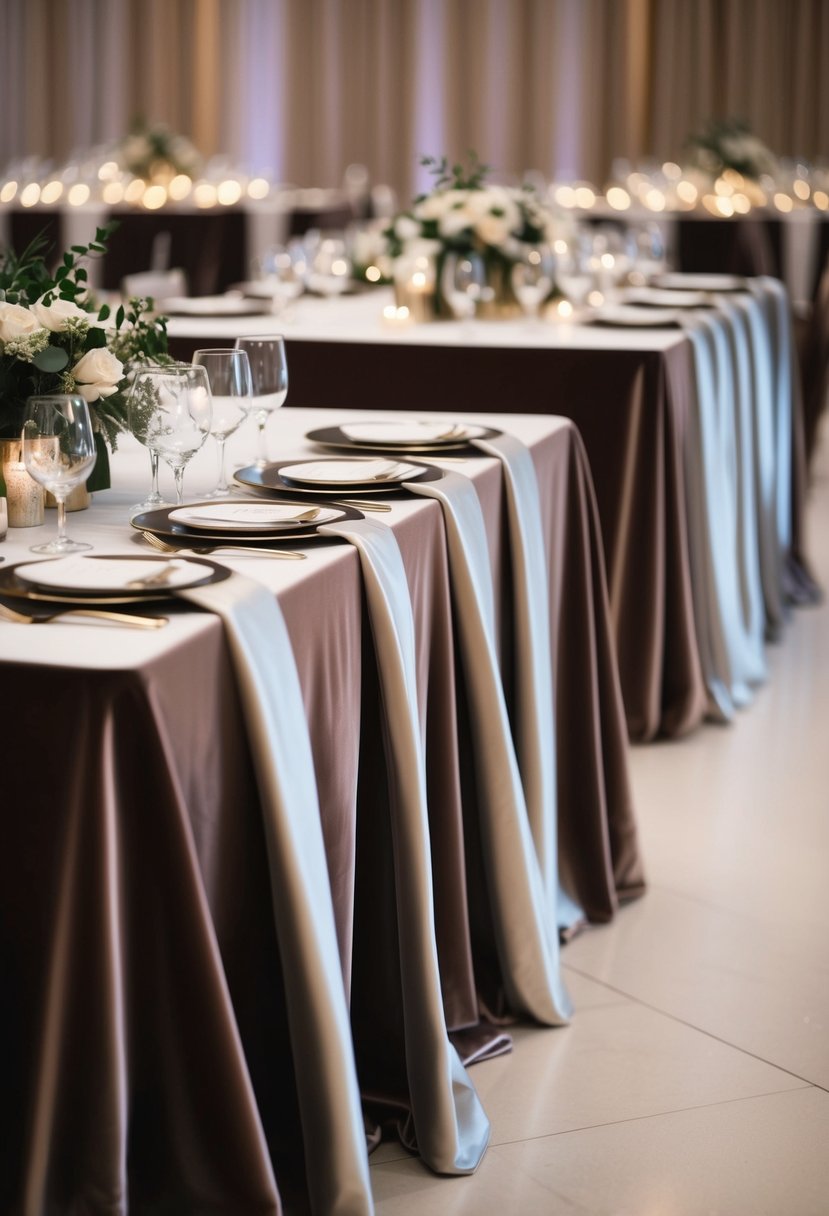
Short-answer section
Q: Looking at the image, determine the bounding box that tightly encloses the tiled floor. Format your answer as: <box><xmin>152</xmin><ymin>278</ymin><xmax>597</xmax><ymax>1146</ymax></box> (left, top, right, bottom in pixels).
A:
<box><xmin>369</xmin><ymin>428</ymin><xmax>829</xmax><ymax>1214</ymax></box>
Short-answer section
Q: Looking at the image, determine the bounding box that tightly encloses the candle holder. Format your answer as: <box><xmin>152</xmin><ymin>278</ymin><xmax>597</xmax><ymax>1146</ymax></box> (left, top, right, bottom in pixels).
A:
<box><xmin>0</xmin><ymin>439</ymin><xmax>44</xmax><ymax>527</ymax></box>
<box><xmin>393</xmin><ymin>255</ymin><xmax>437</xmax><ymax>324</ymax></box>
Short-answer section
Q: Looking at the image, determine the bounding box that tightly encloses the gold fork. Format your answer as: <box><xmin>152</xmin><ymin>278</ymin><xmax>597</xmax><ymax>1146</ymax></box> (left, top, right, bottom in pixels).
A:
<box><xmin>0</xmin><ymin>601</ymin><xmax>167</xmax><ymax>629</ymax></box>
<box><xmin>141</xmin><ymin>532</ymin><xmax>306</xmax><ymax>560</ymax></box>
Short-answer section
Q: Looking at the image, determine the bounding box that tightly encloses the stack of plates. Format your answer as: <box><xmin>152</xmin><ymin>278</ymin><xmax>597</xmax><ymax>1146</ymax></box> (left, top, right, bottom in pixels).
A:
<box><xmin>132</xmin><ymin>499</ymin><xmax>363</xmax><ymax>546</ymax></box>
<box><xmin>236</xmin><ymin>458</ymin><xmax>444</xmax><ymax>497</ymax></box>
<box><xmin>305</xmin><ymin>419</ymin><xmax>500</xmax><ymax>454</ymax></box>
<box><xmin>0</xmin><ymin>554</ymin><xmax>228</xmax><ymax>605</ymax></box>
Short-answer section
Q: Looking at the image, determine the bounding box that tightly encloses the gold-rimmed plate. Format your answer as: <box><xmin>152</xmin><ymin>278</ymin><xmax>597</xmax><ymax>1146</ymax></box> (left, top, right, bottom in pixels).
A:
<box><xmin>234</xmin><ymin>459</ymin><xmax>444</xmax><ymax>497</ymax></box>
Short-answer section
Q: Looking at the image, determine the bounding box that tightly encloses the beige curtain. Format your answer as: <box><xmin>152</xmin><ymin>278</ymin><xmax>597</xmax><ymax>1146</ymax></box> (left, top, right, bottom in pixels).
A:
<box><xmin>1</xmin><ymin>0</ymin><xmax>826</xmax><ymax>199</ymax></box>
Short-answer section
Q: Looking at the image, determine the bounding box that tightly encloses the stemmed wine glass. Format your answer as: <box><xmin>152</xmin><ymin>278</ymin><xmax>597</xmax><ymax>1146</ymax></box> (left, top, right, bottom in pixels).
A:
<box><xmin>130</xmin><ymin>365</ymin><xmax>212</xmax><ymax>505</ymax></box>
<box><xmin>22</xmin><ymin>393</ymin><xmax>97</xmax><ymax>553</ymax></box>
<box><xmin>511</xmin><ymin>246</ymin><xmax>554</xmax><ymax>321</ymax></box>
<box><xmin>233</xmin><ymin>335</ymin><xmax>289</xmax><ymax>467</ymax></box>
<box><xmin>191</xmin><ymin>348</ymin><xmax>253</xmax><ymax>497</ymax></box>
<box><xmin>127</xmin><ymin>363</ymin><xmax>179</xmax><ymax>514</ymax></box>
<box><xmin>441</xmin><ymin>251</ymin><xmax>487</xmax><ymax>321</ymax></box>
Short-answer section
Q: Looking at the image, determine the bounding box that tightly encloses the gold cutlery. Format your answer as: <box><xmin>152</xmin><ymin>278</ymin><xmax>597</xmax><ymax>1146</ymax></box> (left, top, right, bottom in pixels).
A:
<box><xmin>330</xmin><ymin>499</ymin><xmax>392</xmax><ymax>512</ymax></box>
<box><xmin>141</xmin><ymin>532</ymin><xmax>306</xmax><ymax>560</ymax></box>
<box><xmin>0</xmin><ymin>601</ymin><xmax>167</xmax><ymax>628</ymax></box>
<box><xmin>126</xmin><ymin>562</ymin><xmax>179</xmax><ymax>589</ymax></box>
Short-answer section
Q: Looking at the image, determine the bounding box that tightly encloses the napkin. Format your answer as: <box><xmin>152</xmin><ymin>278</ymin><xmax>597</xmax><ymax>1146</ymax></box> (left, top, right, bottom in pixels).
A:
<box><xmin>15</xmin><ymin>555</ymin><xmax>214</xmax><ymax>592</ymax></box>
<box><xmin>177</xmin><ymin>574</ymin><xmax>373</xmax><ymax>1215</ymax></box>
<box><xmin>283</xmin><ymin>458</ymin><xmax>425</xmax><ymax>484</ymax></box>
<box><xmin>339</xmin><ymin>420</ymin><xmax>485</xmax><ymax>444</ymax></box>
<box><xmin>317</xmin><ymin>515</ymin><xmax>490</xmax><ymax>1174</ymax></box>
<box><xmin>401</xmin><ymin>469</ymin><xmax>573</xmax><ymax>1024</ymax></box>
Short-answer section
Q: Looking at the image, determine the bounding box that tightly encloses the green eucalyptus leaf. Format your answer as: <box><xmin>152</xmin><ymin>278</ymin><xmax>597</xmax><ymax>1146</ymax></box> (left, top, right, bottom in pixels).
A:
<box><xmin>86</xmin><ymin>326</ymin><xmax>107</xmax><ymax>349</ymax></box>
<box><xmin>33</xmin><ymin>345</ymin><xmax>70</xmax><ymax>373</ymax></box>
<box><xmin>97</xmin><ymin>303</ymin><xmax>111</xmax><ymax>321</ymax></box>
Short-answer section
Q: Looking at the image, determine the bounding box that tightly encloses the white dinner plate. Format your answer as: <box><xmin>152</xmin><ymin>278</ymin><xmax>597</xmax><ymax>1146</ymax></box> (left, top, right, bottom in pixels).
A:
<box><xmin>167</xmin><ymin>502</ymin><xmax>342</xmax><ymax>531</ymax></box>
<box><xmin>622</xmin><ymin>287</ymin><xmax>712</xmax><ymax>309</ymax></box>
<box><xmin>339</xmin><ymin>420</ymin><xmax>488</xmax><ymax>445</ymax></box>
<box><xmin>649</xmin><ymin>273</ymin><xmax>748</xmax><ymax>293</ymax></box>
<box><xmin>162</xmin><ymin>295</ymin><xmax>271</xmax><ymax>317</ymax></box>
<box><xmin>279</xmin><ymin>458</ymin><xmax>427</xmax><ymax>485</ymax></box>
<box><xmin>590</xmin><ymin>304</ymin><xmax>681</xmax><ymax>327</ymax></box>
<box><xmin>15</xmin><ymin>555</ymin><xmax>217</xmax><ymax>593</ymax></box>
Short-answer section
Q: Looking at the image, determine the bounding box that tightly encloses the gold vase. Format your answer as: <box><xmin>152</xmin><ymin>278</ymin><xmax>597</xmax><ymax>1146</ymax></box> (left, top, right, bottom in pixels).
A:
<box><xmin>46</xmin><ymin>483</ymin><xmax>92</xmax><ymax>512</ymax></box>
<box><xmin>0</xmin><ymin>438</ymin><xmax>44</xmax><ymax>528</ymax></box>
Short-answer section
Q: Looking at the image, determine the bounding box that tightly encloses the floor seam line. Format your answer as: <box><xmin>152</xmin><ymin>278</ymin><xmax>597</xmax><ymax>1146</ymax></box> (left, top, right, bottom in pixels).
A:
<box><xmin>560</xmin><ymin>963</ymin><xmax>822</xmax><ymax>1088</ymax></box>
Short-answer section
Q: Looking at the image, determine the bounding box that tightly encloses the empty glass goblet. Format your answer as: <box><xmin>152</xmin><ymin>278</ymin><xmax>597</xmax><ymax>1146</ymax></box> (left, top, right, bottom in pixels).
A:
<box><xmin>22</xmin><ymin>393</ymin><xmax>97</xmax><ymax>553</ymax></box>
<box><xmin>441</xmin><ymin>251</ymin><xmax>486</xmax><ymax>320</ymax></box>
<box><xmin>132</xmin><ymin>365</ymin><xmax>212</xmax><ymax>505</ymax></box>
<box><xmin>127</xmin><ymin>362</ymin><xmax>181</xmax><ymax>514</ymax></box>
<box><xmin>511</xmin><ymin>246</ymin><xmax>555</xmax><ymax>320</ymax></box>
<box><xmin>233</xmin><ymin>335</ymin><xmax>288</xmax><ymax>467</ymax></box>
<box><xmin>191</xmin><ymin>348</ymin><xmax>253</xmax><ymax>497</ymax></box>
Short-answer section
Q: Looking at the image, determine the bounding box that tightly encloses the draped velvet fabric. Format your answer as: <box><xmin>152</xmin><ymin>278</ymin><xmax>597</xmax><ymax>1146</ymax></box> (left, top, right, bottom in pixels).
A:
<box><xmin>0</xmin><ymin>411</ymin><xmax>641</xmax><ymax>1213</ymax></box>
<box><xmin>281</xmin><ymin>336</ymin><xmax>708</xmax><ymax>742</ymax></box>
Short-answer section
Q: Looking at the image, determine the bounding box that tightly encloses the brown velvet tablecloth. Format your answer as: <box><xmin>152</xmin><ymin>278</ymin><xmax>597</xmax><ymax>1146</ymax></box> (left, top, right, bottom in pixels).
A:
<box><xmin>0</xmin><ymin>411</ymin><xmax>640</xmax><ymax>1214</ymax></box>
<box><xmin>261</xmin><ymin>336</ymin><xmax>708</xmax><ymax>743</ymax></box>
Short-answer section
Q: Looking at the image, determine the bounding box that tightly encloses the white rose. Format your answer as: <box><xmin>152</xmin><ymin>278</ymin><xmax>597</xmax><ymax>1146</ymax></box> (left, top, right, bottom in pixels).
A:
<box><xmin>394</xmin><ymin>215</ymin><xmax>422</xmax><ymax>241</ymax></box>
<box><xmin>438</xmin><ymin>206</ymin><xmax>474</xmax><ymax>238</ymax></box>
<box><xmin>72</xmin><ymin>348</ymin><xmax>124</xmax><ymax>402</ymax></box>
<box><xmin>0</xmin><ymin>302</ymin><xmax>41</xmax><ymax>343</ymax></box>
<box><xmin>31</xmin><ymin>294</ymin><xmax>90</xmax><ymax>332</ymax></box>
<box><xmin>475</xmin><ymin>213</ymin><xmax>512</xmax><ymax>248</ymax></box>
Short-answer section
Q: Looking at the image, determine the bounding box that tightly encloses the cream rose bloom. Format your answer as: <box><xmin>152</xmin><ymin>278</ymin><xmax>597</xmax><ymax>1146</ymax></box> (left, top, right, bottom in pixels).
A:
<box><xmin>0</xmin><ymin>302</ymin><xmax>41</xmax><ymax>343</ymax></box>
<box><xmin>31</xmin><ymin>294</ymin><xmax>90</xmax><ymax>332</ymax></box>
<box><xmin>72</xmin><ymin>348</ymin><xmax>124</xmax><ymax>402</ymax></box>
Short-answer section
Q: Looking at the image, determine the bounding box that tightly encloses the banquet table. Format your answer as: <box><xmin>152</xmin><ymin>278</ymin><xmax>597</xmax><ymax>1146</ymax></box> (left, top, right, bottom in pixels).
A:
<box><xmin>0</xmin><ymin>407</ymin><xmax>641</xmax><ymax>1215</ymax></box>
<box><xmin>168</xmin><ymin>282</ymin><xmax>811</xmax><ymax>741</ymax></box>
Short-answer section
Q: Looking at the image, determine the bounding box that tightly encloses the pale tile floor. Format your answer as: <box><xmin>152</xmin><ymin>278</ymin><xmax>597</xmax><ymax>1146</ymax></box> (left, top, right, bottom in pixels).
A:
<box><xmin>369</xmin><ymin>425</ymin><xmax>829</xmax><ymax>1215</ymax></box>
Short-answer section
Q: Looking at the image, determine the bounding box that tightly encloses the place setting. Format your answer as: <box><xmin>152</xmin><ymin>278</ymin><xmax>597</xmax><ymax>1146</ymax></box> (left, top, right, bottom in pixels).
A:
<box><xmin>234</xmin><ymin>455</ymin><xmax>447</xmax><ymax>499</ymax></box>
<box><xmin>0</xmin><ymin>553</ymin><xmax>233</xmax><ymax>626</ymax></box>
<box><xmin>131</xmin><ymin>497</ymin><xmax>365</xmax><ymax>554</ymax></box>
<box><xmin>303</xmin><ymin>418</ymin><xmax>502</xmax><ymax>455</ymax></box>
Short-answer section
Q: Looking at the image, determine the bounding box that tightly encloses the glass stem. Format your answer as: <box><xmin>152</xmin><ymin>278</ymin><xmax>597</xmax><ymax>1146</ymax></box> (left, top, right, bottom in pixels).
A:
<box><xmin>173</xmin><ymin>468</ymin><xmax>185</xmax><ymax>504</ymax></box>
<box><xmin>257</xmin><ymin>418</ymin><xmax>267</xmax><ymax>465</ymax></box>
<box><xmin>55</xmin><ymin>494</ymin><xmax>68</xmax><ymax>545</ymax></box>
<box><xmin>216</xmin><ymin>436</ymin><xmax>228</xmax><ymax>492</ymax></box>
<box><xmin>150</xmin><ymin>449</ymin><xmax>160</xmax><ymax>497</ymax></box>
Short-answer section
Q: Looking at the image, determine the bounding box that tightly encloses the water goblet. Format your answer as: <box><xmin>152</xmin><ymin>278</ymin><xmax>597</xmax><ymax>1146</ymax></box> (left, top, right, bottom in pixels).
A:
<box><xmin>441</xmin><ymin>251</ymin><xmax>486</xmax><ymax>321</ymax></box>
<box><xmin>134</xmin><ymin>365</ymin><xmax>212</xmax><ymax>505</ymax></box>
<box><xmin>233</xmin><ymin>336</ymin><xmax>288</xmax><ymax>467</ymax></box>
<box><xmin>511</xmin><ymin>246</ymin><xmax>554</xmax><ymax>321</ymax></box>
<box><xmin>307</xmin><ymin>234</ymin><xmax>352</xmax><ymax>299</ymax></box>
<box><xmin>127</xmin><ymin>363</ymin><xmax>182</xmax><ymax>514</ymax></box>
<box><xmin>22</xmin><ymin>393</ymin><xmax>97</xmax><ymax>554</ymax></box>
<box><xmin>191</xmin><ymin>348</ymin><xmax>253</xmax><ymax>497</ymax></box>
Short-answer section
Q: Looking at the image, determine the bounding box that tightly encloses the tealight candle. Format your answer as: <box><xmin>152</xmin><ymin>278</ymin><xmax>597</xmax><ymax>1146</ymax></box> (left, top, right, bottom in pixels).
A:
<box><xmin>4</xmin><ymin>461</ymin><xmax>44</xmax><ymax>528</ymax></box>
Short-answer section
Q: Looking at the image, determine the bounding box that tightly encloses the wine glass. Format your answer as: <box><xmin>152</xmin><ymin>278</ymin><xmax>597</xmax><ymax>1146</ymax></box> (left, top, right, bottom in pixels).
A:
<box><xmin>22</xmin><ymin>393</ymin><xmax>97</xmax><ymax>554</ymax></box>
<box><xmin>307</xmin><ymin>234</ymin><xmax>352</xmax><ymax>298</ymax></box>
<box><xmin>441</xmin><ymin>251</ymin><xmax>486</xmax><ymax>320</ymax></box>
<box><xmin>511</xmin><ymin>246</ymin><xmax>554</xmax><ymax>320</ymax></box>
<box><xmin>233</xmin><ymin>335</ymin><xmax>288</xmax><ymax>467</ymax></box>
<box><xmin>133</xmin><ymin>365</ymin><xmax>212</xmax><ymax>505</ymax></box>
<box><xmin>191</xmin><ymin>348</ymin><xmax>253</xmax><ymax>497</ymax></box>
<box><xmin>554</xmin><ymin>239</ymin><xmax>594</xmax><ymax>311</ymax></box>
<box><xmin>127</xmin><ymin>363</ymin><xmax>179</xmax><ymax>514</ymax></box>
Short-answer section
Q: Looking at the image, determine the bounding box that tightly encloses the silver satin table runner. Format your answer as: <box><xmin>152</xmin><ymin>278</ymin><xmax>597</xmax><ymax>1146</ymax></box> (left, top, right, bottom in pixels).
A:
<box><xmin>179</xmin><ymin>575</ymin><xmax>375</xmax><ymax>1216</ymax></box>
<box><xmin>316</xmin><ymin>516</ymin><xmax>491</xmax><ymax>1175</ymax></box>
<box><xmin>682</xmin><ymin>308</ymin><xmax>770</xmax><ymax>719</ymax></box>
<box><xmin>402</xmin><ymin>460</ymin><xmax>573</xmax><ymax>1025</ymax></box>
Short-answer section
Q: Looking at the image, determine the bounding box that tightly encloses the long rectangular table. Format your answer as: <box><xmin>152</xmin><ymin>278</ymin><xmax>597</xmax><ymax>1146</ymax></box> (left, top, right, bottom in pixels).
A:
<box><xmin>169</xmin><ymin>286</ymin><xmax>810</xmax><ymax>741</ymax></box>
<box><xmin>0</xmin><ymin>408</ymin><xmax>641</xmax><ymax>1214</ymax></box>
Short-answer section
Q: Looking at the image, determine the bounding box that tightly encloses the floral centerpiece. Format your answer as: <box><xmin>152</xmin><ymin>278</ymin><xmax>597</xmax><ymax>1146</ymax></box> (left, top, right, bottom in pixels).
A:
<box><xmin>383</xmin><ymin>153</ymin><xmax>564</xmax><ymax>316</ymax></box>
<box><xmin>0</xmin><ymin>225</ymin><xmax>170</xmax><ymax>492</ymax></box>
<box><xmin>117</xmin><ymin>119</ymin><xmax>202</xmax><ymax>184</ymax></box>
<box><xmin>685</xmin><ymin>118</ymin><xmax>778</xmax><ymax>183</ymax></box>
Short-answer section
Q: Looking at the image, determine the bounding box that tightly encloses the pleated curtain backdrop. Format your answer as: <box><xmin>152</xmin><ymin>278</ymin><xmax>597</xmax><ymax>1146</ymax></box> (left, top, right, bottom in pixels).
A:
<box><xmin>1</xmin><ymin>0</ymin><xmax>827</xmax><ymax>197</ymax></box>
